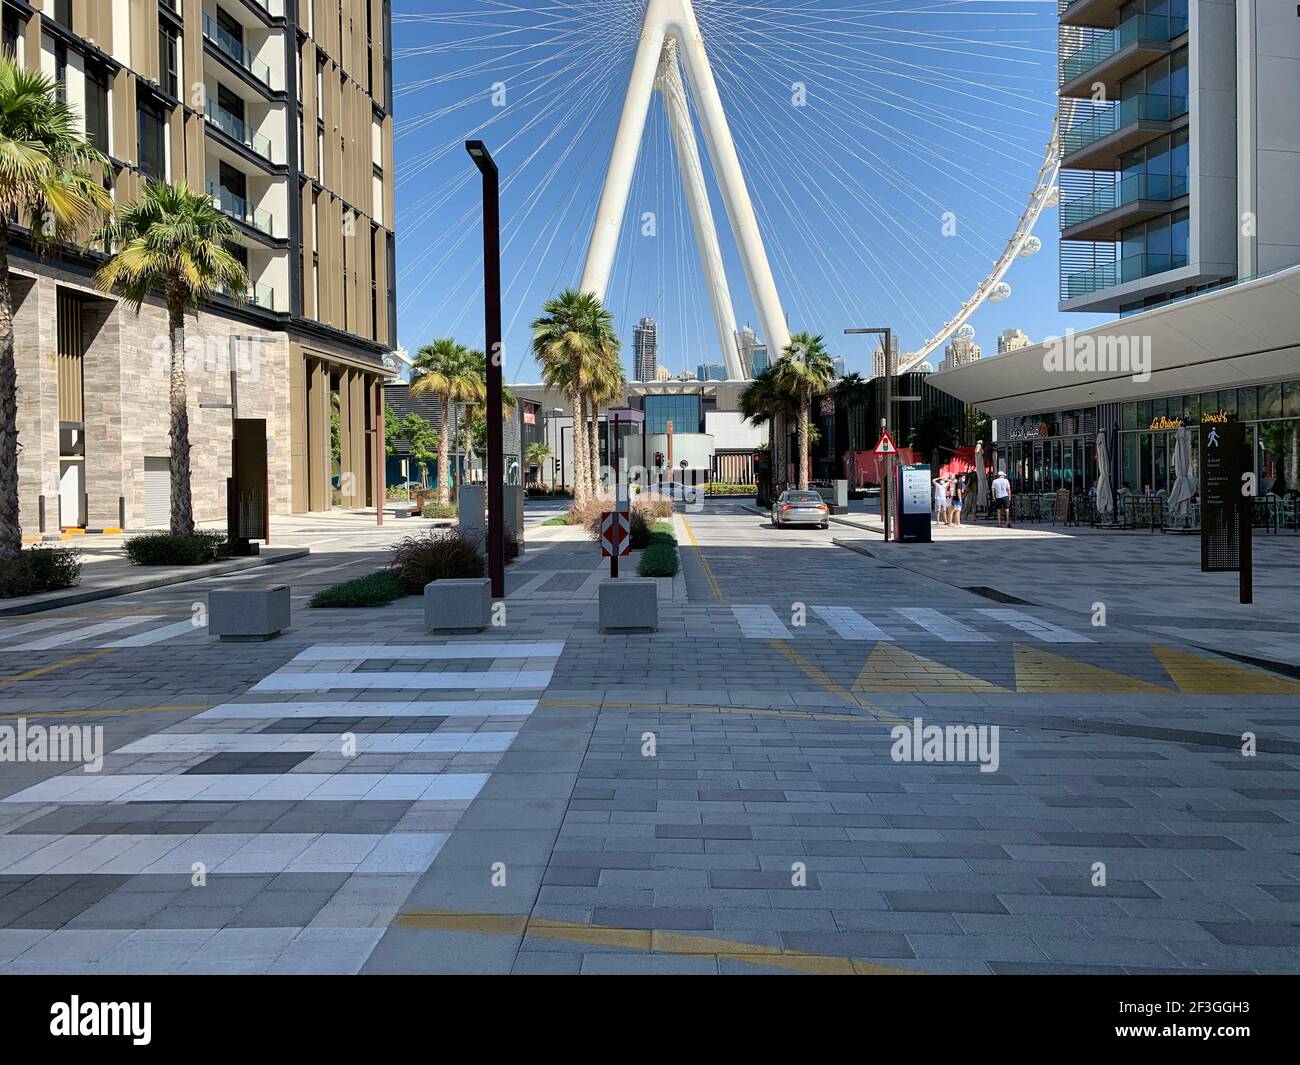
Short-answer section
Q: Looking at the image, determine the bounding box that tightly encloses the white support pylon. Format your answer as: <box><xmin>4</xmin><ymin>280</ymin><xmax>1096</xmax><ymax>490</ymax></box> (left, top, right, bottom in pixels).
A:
<box><xmin>579</xmin><ymin>0</ymin><xmax>790</xmax><ymax>380</ymax></box>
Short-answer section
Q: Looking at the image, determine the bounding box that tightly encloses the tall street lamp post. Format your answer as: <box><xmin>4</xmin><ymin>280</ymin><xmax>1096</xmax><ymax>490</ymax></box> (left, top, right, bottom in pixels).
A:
<box><xmin>467</xmin><ymin>140</ymin><xmax>505</xmax><ymax>598</ymax></box>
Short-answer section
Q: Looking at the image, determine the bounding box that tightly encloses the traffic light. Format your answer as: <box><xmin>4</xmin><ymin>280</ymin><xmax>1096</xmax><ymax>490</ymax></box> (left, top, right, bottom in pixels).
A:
<box><xmin>654</xmin><ymin>451</ymin><xmax>665</xmax><ymax>468</ymax></box>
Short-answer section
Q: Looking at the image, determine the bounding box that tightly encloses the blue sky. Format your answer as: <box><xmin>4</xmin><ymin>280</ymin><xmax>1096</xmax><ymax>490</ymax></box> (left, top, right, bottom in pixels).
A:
<box><xmin>391</xmin><ymin>0</ymin><xmax>1110</xmax><ymax>381</ymax></box>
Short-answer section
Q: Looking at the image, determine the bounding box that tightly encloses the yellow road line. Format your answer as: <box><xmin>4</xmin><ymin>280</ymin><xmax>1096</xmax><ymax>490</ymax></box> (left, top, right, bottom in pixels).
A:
<box><xmin>0</xmin><ymin>704</ymin><xmax>210</xmax><ymax>723</ymax></box>
<box><xmin>768</xmin><ymin>640</ymin><xmax>908</xmax><ymax>725</ymax></box>
<box><xmin>393</xmin><ymin>910</ymin><xmax>919</xmax><ymax>975</ymax></box>
<box><xmin>0</xmin><ymin>648</ymin><xmax>114</xmax><ymax>689</ymax></box>
<box><xmin>680</xmin><ymin>514</ymin><xmax>725</xmax><ymax>603</ymax></box>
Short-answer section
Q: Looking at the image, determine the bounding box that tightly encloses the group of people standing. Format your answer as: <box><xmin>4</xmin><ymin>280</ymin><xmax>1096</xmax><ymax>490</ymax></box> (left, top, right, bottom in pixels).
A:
<box><xmin>930</xmin><ymin>469</ymin><xmax>1014</xmax><ymax>528</ymax></box>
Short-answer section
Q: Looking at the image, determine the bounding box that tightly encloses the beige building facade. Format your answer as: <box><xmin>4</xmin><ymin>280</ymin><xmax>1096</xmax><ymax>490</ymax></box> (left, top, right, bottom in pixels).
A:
<box><xmin>5</xmin><ymin>0</ymin><xmax>395</xmax><ymax>535</ymax></box>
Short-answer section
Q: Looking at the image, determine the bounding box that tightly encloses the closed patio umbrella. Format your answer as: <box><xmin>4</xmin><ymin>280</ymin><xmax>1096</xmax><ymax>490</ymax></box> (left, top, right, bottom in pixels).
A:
<box><xmin>1167</xmin><ymin>424</ymin><xmax>1196</xmax><ymax>515</ymax></box>
<box><xmin>975</xmin><ymin>441</ymin><xmax>990</xmax><ymax>513</ymax></box>
<box><xmin>1095</xmin><ymin>431</ymin><xmax>1114</xmax><ymax>515</ymax></box>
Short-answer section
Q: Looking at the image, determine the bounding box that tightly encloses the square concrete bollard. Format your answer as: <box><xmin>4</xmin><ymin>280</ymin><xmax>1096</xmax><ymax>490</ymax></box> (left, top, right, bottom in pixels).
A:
<box><xmin>209</xmin><ymin>585</ymin><xmax>291</xmax><ymax>641</ymax></box>
<box><xmin>598</xmin><ymin>578</ymin><xmax>658</xmax><ymax>634</ymax></box>
<box><xmin>426</xmin><ymin>578</ymin><xmax>492</xmax><ymax>634</ymax></box>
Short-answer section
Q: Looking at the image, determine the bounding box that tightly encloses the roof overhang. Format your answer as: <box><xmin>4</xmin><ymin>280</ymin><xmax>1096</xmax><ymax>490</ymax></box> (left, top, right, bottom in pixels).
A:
<box><xmin>928</xmin><ymin>265</ymin><xmax>1300</xmax><ymax>419</ymax></box>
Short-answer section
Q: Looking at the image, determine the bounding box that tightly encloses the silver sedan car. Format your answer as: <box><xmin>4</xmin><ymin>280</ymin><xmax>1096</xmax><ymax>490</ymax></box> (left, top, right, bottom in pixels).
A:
<box><xmin>771</xmin><ymin>490</ymin><xmax>830</xmax><ymax>529</ymax></box>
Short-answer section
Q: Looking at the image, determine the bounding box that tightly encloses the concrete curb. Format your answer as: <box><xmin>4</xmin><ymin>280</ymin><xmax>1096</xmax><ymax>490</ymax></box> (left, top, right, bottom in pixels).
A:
<box><xmin>0</xmin><ymin>549</ymin><xmax>311</xmax><ymax>617</ymax></box>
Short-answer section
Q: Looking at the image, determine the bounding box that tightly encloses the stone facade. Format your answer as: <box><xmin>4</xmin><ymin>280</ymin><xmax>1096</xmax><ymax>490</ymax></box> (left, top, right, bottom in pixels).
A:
<box><xmin>13</xmin><ymin>258</ymin><xmax>293</xmax><ymax>533</ymax></box>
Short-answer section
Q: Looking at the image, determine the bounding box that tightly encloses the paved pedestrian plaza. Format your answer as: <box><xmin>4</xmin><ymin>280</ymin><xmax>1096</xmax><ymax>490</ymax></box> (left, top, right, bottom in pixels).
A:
<box><xmin>0</xmin><ymin>503</ymin><xmax>1297</xmax><ymax>974</ymax></box>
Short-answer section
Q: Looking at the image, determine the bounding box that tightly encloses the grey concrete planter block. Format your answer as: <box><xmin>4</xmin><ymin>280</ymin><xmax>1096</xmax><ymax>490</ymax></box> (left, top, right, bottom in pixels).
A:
<box><xmin>209</xmin><ymin>585</ymin><xmax>290</xmax><ymax>641</ymax></box>
<box><xmin>599</xmin><ymin>578</ymin><xmax>658</xmax><ymax>634</ymax></box>
<box><xmin>426</xmin><ymin>578</ymin><xmax>492</xmax><ymax>633</ymax></box>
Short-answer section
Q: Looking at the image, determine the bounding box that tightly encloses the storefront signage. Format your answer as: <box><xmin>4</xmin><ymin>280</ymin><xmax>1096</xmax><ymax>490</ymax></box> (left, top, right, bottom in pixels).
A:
<box><xmin>1148</xmin><ymin>415</ymin><xmax>1183</xmax><ymax>430</ymax></box>
<box><xmin>1006</xmin><ymin>423</ymin><xmax>1051</xmax><ymax>441</ymax></box>
<box><xmin>1202</xmin><ymin>410</ymin><xmax>1229</xmax><ymax>424</ymax></box>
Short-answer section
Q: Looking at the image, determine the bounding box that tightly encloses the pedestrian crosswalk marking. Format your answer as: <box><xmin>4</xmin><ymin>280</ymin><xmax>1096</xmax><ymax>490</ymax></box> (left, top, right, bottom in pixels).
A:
<box><xmin>894</xmin><ymin>608</ymin><xmax>992</xmax><ymax>643</ymax></box>
<box><xmin>0</xmin><ymin>832</ymin><xmax>450</xmax><ymax>876</ymax></box>
<box><xmin>196</xmin><ymin>699</ymin><xmax>538</xmax><ymax>719</ymax></box>
<box><xmin>116</xmin><ymin>731</ymin><xmax>518</xmax><ymax>754</ymax></box>
<box><xmin>290</xmin><ymin>642</ymin><xmax>565</xmax><ymax>662</ymax></box>
<box><xmin>1151</xmin><ymin>644</ymin><xmax>1300</xmax><ymax>695</ymax></box>
<box><xmin>1</xmin><ymin>771</ymin><xmax>490</xmax><ymax>805</ymax></box>
<box><xmin>732</xmin><ymin>605</ymin><xmax>793</xmax><ymax>639</ymax></box>
<box><xmin>853</xmin><ymin>644</ymin><xmax>1008</xmax><ymax>693</ymax></box>
<box><xmin>250</xmin><ymin>670</ymin><xmax>554</xmax><ymax>692</ymax></box>
<box><xmin>8</xmin><ymin>615</ymin><xmax>163</xmax><ymax>652</ymax></box>
<box><xmin>99</xmin><ymin>618</ymin><xmax>205</xmax><ymax>648</ymax></box>
<box><xmin>975</xmin><ymin>608</ymin><xmax>1093</xmax><ymax>644</ymax></box>
<box><xmin>1013</xmin><ymin>645</ymin><xmax>1169</xmax><ymax>694</ymax></box>
<box><xmin>811</xmin><ymin>606</ymin><xmax>893</xmax><ymax>642</ymax></box>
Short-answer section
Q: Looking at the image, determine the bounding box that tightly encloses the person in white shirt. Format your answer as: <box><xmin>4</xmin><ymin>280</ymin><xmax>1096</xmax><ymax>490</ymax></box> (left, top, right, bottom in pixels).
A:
<box><xmin>991</xmin><ymin>470</ymin><xmax>1012</xmax><ymax>528</ymax></box>
<box><xmin>933</xmin><ymin>476</ymin><xmax>950</xmax><ymax>525</ymax></box>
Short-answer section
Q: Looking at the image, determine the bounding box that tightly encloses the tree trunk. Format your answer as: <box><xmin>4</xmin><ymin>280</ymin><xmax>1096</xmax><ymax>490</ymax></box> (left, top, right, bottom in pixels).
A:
<box><xmin>569</xmin><ymin>388</ymin><xmax>588</xmax><ymax>506</ymax></box>
<box><xmin>167</xmin><ymin>290</ymin><xmax>195</xmax><ymax>537</ymax></box>
<box><xmin>0</xmin><ymin>233</ymin><xmax>20</xmax><ymax>559</ymax></box>
<box><xmin>588</xmin><ymin>393</ymin><xmax>602</xmax><ymax>494</ymax></box>
<box><xmin>797</xmin><ymin>399</ymin><xmax>810</xmax><ymax>489</ymax></box>
<box><xmin>437</xmin><ymin>394</ymin><xmax>451</xmax><ymax>506</ymax></box>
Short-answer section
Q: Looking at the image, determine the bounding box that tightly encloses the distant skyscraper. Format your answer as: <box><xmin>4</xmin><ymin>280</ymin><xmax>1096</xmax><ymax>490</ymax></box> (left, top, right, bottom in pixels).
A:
<box><xmin>872</xmin><ymin>335</ymin><xmax>899</xmax><ymax>378</ymax></box>
<box><xmin>697</xmin><ymin>363</ymin><xmax>727</xmax><ymax>381</ymax></box>
<box><xmin>940</xmin><ymin>335</ymin><xmax>983</xmax><ymax>372</ymax></box>
<box><xmin>751</xmin><ymin>344</ymin><xmax>770</xmax><ymax>375</ymax></box>
<box><xmin>737</xmin><ymin>325</ymin><xmax>759</xmax><ymax>377</ymax></box>
<box><xmin>634</xmin><ymin>317</ymin><xmax>659</xmax><ymax>381</ymax></box>
<box><xmin>654</xmin><ymin>365</ymin><xmax>673</xmax><ymax>381</ymax></box>
<box><xmin>831</xmin><ymin>355</ymin><xmax>846</xmax><ymax>378</ymax></box>
<box><xmin>997</xmin><ymin>328</ymin><xmax>1031</xmax><ymax>354</ymax></box>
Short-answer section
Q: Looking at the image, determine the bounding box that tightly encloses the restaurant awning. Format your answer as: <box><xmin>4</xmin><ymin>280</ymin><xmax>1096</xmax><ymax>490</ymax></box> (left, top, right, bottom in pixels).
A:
<box><xmin>928</xmin><ymin>265</ymin><xmax>1300</xmax><ymax>419</ymax></box>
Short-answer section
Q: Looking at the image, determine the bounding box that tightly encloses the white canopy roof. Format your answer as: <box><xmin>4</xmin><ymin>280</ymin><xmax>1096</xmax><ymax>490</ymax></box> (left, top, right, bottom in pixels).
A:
<box><xmin>929</xmin><ymin>266</ymin><xmax>1300</xmax><ymax>418</ymax></box>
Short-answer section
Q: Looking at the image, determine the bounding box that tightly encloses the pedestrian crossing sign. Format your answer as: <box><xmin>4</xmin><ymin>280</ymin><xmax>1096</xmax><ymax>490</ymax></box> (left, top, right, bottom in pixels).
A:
<box><xmin>874</xmin><ymin>430</ymin><xmax>899</xmax><ymax>455</ymax></box>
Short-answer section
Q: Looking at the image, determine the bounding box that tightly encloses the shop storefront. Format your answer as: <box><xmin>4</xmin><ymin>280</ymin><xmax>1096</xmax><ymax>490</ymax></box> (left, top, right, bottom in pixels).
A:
<box><xmin>995</xmin><ymin>408</ymin><xmax>1100</xmax><ymax>495</ymax></box>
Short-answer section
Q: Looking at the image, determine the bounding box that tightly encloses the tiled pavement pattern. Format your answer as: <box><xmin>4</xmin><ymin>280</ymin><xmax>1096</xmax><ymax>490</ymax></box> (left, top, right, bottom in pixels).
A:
<box><xmin>2</xmin><ymin>507</ymin><xmax>1299</xmax><ymax>973</ymax></box>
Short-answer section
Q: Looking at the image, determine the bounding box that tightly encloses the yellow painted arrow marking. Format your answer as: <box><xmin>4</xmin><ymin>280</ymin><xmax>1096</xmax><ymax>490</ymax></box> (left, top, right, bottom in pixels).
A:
<box><xmin>853</xmin><ymin>643</ymin><xmax>1008</xmax><ymax>693</ymax></box>
<box><xmin>1151</xmin><ymin>644</ymin><xmax>1300</xmax><ymax>695</ymax></box>
<box><xmin>1013</xmin><ymin>644</ymin><xmax>1169</xmax><ymax>694</ymax></box>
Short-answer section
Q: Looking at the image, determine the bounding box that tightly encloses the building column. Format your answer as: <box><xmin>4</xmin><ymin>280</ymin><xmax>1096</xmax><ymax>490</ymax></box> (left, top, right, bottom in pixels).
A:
<box><xmin>13</xmin><ymin>276</ymin><xmax>55</xmax><ymax>536</ymax></box>
<box><xmin>289</xmin><ymin>346</ymin><xmax>309</xmax><ymax>513</ymax></box>
<box><xmin>306</xmin><ymin>358</ymin><xmax>331</xmax><ymax>511</ymax></box>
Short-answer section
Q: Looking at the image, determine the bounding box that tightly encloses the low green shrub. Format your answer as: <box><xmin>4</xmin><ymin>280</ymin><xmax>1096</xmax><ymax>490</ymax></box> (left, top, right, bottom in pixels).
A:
<box><xmin>310</xmin><ymin>570</ymin><xmax>407</xmax><ymax>608</ymax></box>
<box><xmin>541</xmin><ymin>515</ymin><xmax>570</xmax><ymax>527</ymax></box>
<box><xmin>637</xmin><ymin>541</ymin><xmax>679</xmax><ymax>578</ymax></box>
<box><xmin>0</xmin><ymin>546</ymin><xmax>83</xmax><ymax>598</ymax></box>
<box><xmin>124</xmin><ymin>531</ymin><xmax>226</xmax><ymax>566</ymax></box>
<box><xmin>422</xmin><ymin>502</ymin><xmax>458</xmax><ymax>520</ymax></box>
<box><xmin>390</xmin><ymin>528</ymin><xmax>484</xmax><ymax>593</ymax></box>
<box><xmin>705</xmin><ymin>482</ymin><xmax>757</xmax><ymax>496</ymax></box>
<box><xmin>648</xmin><ymin>521</ymin><xmax>676</xmax><ymax>548</ymax></box>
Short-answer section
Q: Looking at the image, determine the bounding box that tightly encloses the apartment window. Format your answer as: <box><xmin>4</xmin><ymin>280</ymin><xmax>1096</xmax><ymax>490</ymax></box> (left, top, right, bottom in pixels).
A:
<box><xmin>217</xmin><ymin>83</ymin><xmax>245</xmax><ymax>123</ymax></box>
<box><xmin>2</xmin><ymin>9</ymin><xmax>22</xmax><ymax>58</ymax></box>
<box><xmin>84</xmin><ymin>62</ymin><xmax>110</xmax><ymax>155</ymax></box>
<box><xmin>317</xmin><ymin>124</ymin><xmax>325</xmax><ymax>184</ymax></box>
<box><xmin>216</xmin><ymin>9</ymin><xmax>244</xmax><ymax>50</ymax></box>
<box><xmin>137</xmin><ymin>99</ymin><xmax>167</xmax><ymax>181</ymax></box>
<box><xmin>53</xmin><ymin>0</ymin><xmax>72</xmax><ymax>28</ymax></box>
<box><xmin>1119</xmin><ymin>128</ymin><xmax>1189</xmax><ymax>197</ymax></box>
<box><xmin>159</xmin><ymin>24</ymin><xmax>179</xmax><ymax>97</ymax></box>
<box><xmin>370</xmin><ymin>225</ymin><xmax>379</xmax><ymax>339</ymax></box>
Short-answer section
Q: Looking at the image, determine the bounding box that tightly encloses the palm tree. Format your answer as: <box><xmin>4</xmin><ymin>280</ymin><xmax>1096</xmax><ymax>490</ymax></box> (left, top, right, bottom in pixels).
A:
<box><xmin>96</xmin><ymin>180</ymin><xmax>246</xmax><ymax>537</ymax></box>
<box><xmin>832</xmin><ymin>371</ymin><xmax>872</xmax><ymax>484</ymax></box>
<box><xmin>0</xmin><ymin>57</ymin><xmax>113</xmax><ymax>559</ymax></box>
<box><xmin>409</xmin><ymin>339</ymin><xmax>484</xmax><ymax>506</ymax></box>
<box><xmin>586</xmin><ymin>338</ymin><xmax>627</xmax><ymax>492</ymax></box>
<box><xmin>525</xmin><ymin>442</ymin><xmax>552</xmax><ymax>485</ymax></box>
<box><xmin>531</xmin><ymin>290</ymin><xmax>615</xmax><ymax>506</ymax></box>
<box><xmin>772</xmin><ymin>331</ymin><xmax>836</xmax><ymax>489</ymax></box>
<box><xmin>739</xmin><ymin>366</ymin><xmax>797</xmax><ymax>493</ymax></box>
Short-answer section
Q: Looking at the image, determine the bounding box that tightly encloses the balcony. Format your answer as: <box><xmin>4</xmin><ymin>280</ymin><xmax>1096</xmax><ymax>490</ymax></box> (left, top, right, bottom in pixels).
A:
<box><xmin>1060</xmin><ymin>14</ymin><xmax>1187</xmax><ymax>97</ymax></box>
<box><xmin>203</xmin><ymin>13</ymin><xmax>273</xmax><ymax>88</ymax></box>
<box><xmin>208</xmin><ymin>180</ymin><xmax>275</xmax><ymax>238</ymax></box>
<box><xmin>1060</xmin><ymin>172</ymin><xmax>1188</xmax><ymax>240</ymax></box>
<box><xmin>1062</xmin><ymin>251</ymin><xmax>1189</xmax><ymax>300</ymax></box>
<box><xmin>221</xmin><ymin>280</ymin><xmax>275</xmax><ymax>310</ymax></box>
<box><xmin>1059</xmin><ymin>0</ymin><xmax>1124</xmax><ymax>29</ymax></box>
<box><xmin>1060</xmin><ymin>92</ymin><xmax>1186</xmax><ymax>169</ymax></box>
<box><xmin>205</xmin><ymin>101</ymin><xmax>274</xmax><ymax>162</ymax></box>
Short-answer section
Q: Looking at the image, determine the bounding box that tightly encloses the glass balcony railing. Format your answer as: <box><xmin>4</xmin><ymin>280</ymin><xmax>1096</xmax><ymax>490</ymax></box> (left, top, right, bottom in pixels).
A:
<box><xmin>221</xmin><ymin>281</ymin><xmax>275</xmax><ymax>309</ymax></box>
<box><xmin>1062</xmin><ymin>93</ymin><xmax>1187</xmax><ymax>156</ymax></box>
<box><xmin>208</xmin><ymin>180</ymin><xmax>275</xmax><ymax>237</ymax></box>
<box><xmin>205</xmin><ymin>101</ymin><xmax>273</xmax><ymax>161</ymax></box>
<box><xmin>1063</xmin><ymin>251</ymin><xmax>1189</xmax><ymax>299</ymax></box>
<box><xmin>203</xmin><ymin>14</ymin><xmax>273</xmax><ymax>87</ymax></box>
<box><xmin>1061</xmin><ymin>14</ymin><xmax>1188</xmax><ymax>84</ymax></box>
<box><xmin>1060</xmin><ymin>172</ymin><xmax>1189</xmax><ymax>228</ymax></box>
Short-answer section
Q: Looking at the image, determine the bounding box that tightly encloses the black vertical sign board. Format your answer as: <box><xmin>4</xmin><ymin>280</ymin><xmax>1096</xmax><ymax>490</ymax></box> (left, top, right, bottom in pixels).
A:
<box><xmin>1200</xmin><ymin>420</ymin><xmax>1243</xmax><ymax>572</ymax></box>
<box><xmin>231</xmin><ymin>418</ymin><xmax>269</xmax><ymax>546</ymax></box>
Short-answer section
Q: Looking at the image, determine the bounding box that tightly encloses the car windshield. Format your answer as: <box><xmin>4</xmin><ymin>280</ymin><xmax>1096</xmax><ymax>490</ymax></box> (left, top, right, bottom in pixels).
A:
<box><xmin>784</xmin><ymin>493</ymin><xmax>822</xmax><ymax>503</ymax></box>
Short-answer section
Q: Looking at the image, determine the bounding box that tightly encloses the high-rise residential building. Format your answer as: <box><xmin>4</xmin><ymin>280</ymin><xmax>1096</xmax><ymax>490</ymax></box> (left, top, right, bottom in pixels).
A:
<box><xmin>654</xmin><ymin>365</ymin><xmax>673</xmax><ymax>382</ymax></box>
<box><xmin>872</xmin><ymin>335</ymin><xmax>899</xmax><ymax>379</ymax></box>
<box><xmin>736</xmin><ymin>324</ymin><xmax>758</xmax><ymax>377</ymax></box>
<box><xmin>633</xmin><ymin>316</ymin><xmax>659</xmax><ymax>381</ymax></box>
<box><xmin>750</xmin><ymin>344</ymin><xmax>770</xmax><ymax>375</ymax></box>
<box><xmin>696</xmin><ymin>362</ymin><xmax>726</xmax><ymax>382</ymax></box>
<box><xmin>831</xmin><ymin>355</ymin><xmax>846</xmax><ymax>378</ymax></box>
<box><xmin>5</xmin><ymin>0</ymin><xmax>396</xmax><ymax>532</ymax></box>
<box><xmin>997</xmin><ymin>328</ymin><xmax>1031</xmax><ymax>354</ymax></box>
<box><xmin>1057</xmin><ymin>0</ymin><xmax>1300</xmax><ymax>314</ymax></box>
<box><xmin>940</xmin><ymin>336</ymin><xmax>982</xmax><ymax>373</ymax></box>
